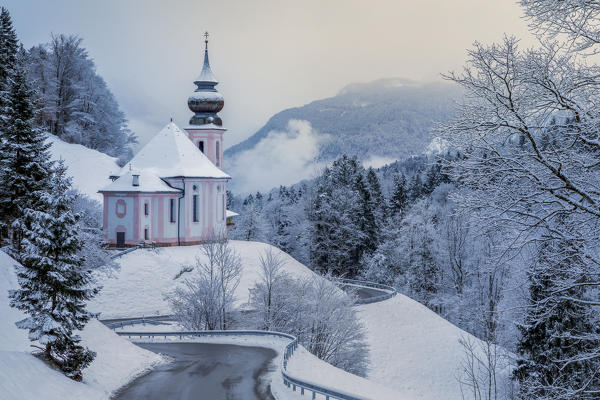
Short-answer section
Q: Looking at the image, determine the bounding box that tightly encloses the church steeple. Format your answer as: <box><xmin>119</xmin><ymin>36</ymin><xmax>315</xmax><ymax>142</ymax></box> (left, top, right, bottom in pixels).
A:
<box><xmin>188</xmin><ymin>32</ymin><xmax>224</xmax><ymax>126</ymax></box>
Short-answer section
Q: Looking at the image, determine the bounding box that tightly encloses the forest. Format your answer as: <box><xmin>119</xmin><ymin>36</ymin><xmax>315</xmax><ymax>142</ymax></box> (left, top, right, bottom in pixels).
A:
<box><xmin>229</xmin><ymin>1</ymin><xmax>600</xmax><ymax>396</ymax></box>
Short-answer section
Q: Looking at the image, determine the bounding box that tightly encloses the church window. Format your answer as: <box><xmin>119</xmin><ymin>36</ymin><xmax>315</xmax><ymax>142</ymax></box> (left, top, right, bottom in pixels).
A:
<box><xmin>116</xmin><ymin>199</ymin><xmax>126</xmax><ymax>218</ymax></box>
<box><xmin>144</xmin><ymin>202</ymin><xmax>149</xmax><ymax>216</ymax></box>
<box><xmin>170</xmin><ymin>198</ymin><xmax>176</xmax><ymax>222</ymax></box>
<box><xmin>216</xmin><ymin>141</ymin><xmax>220</xmax><ymax>166</ymax></box>
<box><xmin>198</xmin><ymin>141</ymin><xmax>204</xmax><ymax>153</ymax></box>
<box><xmin>193</xmin><ymin>195</ymin><xmax>199</xmax><ymax>222</ymax></box>
<box><xmin>144</xmin><ymin>228</ymin><xmax>149</xmax><ymax>240</ymax></box>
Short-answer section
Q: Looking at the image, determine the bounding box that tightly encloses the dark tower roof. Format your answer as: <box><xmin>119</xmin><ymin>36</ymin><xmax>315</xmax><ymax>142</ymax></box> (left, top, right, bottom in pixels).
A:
<box><xmin>188</xmin><ymin>32</ymin><xmax>224</xmax><ymax>126</ymax></box>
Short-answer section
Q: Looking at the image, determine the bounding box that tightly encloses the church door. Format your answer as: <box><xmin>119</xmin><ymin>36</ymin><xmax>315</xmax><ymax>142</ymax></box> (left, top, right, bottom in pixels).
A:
<box><xmin>116</xmin><ymin>232</ymin><xmax>125</xmax><ymax>248</ymax></box>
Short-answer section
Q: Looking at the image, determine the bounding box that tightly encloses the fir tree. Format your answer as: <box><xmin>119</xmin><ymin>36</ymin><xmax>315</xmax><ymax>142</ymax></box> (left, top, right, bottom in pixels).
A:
<box><xmin>9</xmin><ymin>160</ymin><xmax>98</xmax><ymax>381</ymax></box>
<box><xmin>389</xmin><ymin>172</ymin><xmax>408</xmax><ymax>215</ymax></box>
<box><xmin>366</xmin><ymin>168</ymin><xmax>386</xmax><ymax>220</ymax></box>
<box><xmin>0</xmin><ymin>7</ymin><xmax>18</xmax><ymax>103</ymax></box>
<box><xmin>355</xmin><ymin>173</ymin><xmax>378</xmax><ymax>256</ymax></box>
<box><xmin>514</xmin><ymin>238</ymin><xmax>600</xmax><ymax>399</ymax></box>
<box><xmin>0</xmin><ymin>55</ymin><xmax>53</xmax><ymax>254</ymax></box>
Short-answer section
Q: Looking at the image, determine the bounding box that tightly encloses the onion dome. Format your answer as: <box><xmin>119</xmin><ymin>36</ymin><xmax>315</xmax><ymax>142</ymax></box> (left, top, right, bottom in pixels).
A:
<box><xmin>188</xmin><ymin>32</ymin><xmax>224</xmax><ymax>126</ymax></box>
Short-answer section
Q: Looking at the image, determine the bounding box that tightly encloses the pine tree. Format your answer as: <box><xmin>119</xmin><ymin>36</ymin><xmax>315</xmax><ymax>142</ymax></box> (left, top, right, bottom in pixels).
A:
<box><xmin>355</xmin><ymin>173</ymin><xmax>378</xmax><ymax>257</ymax></box>
<box><xmin>409</xmin><ymin>174</ymin><xmax>423</xmax><ymax>201</ymax></box>
<box><xmin>366</xmin><ymin>168</ymin><xmax>386</xmax><ymax>220</ymax></box>
<box><xmin>389</xmin><ymin>172</ymin><xmax>408</xmax><ymax>215</ymax></box>
<box><xmin>9</xmin><ymin>160</ymin><xmax>98</xmax><ymax>381</ymax></box>
<box><xmin>0</xmin><ymin>7</ymin><xmax>18</xmax><ymax>105</ymax></box>
<box><xmin>514</xmin><ymin>238</ymin><xmax>600</xmax><ymax>399</ymax></box>
<box><xmin>0</xmin><ymin>55</ymin><xmax>53</xmax><ymax>254</ymax></box>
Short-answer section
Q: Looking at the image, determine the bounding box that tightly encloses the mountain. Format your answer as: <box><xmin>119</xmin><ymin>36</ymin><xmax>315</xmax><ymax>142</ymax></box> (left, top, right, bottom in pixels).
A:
<box><xmin>226</xmin><ymin>78</ymin><xmax>460</xmax><ymax>165</ymax></box>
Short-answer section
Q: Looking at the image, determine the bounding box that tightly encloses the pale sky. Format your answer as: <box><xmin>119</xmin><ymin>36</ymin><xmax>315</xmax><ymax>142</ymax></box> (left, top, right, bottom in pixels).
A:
<box><xmin>7</xmin><ymin>0</ymin><xmax>535</xmax><ymax>148</ymax></box>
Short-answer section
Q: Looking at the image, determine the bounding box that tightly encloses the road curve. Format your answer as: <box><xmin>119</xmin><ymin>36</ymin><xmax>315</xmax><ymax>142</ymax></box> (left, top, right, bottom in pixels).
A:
<box><xmin>113</xmin><ymin>342</ymin><xmax>277</xmax><ymax>400</ymax></box>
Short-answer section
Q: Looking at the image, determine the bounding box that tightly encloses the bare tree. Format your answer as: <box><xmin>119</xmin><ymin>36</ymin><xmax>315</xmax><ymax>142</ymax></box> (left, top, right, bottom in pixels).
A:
<box><xmin>168</xmin><ymin>238</ymin><xmax>241</xmax><ymax>330</ymax></box>
<box><xmin>247</xmin><ymin>273</ymin><xmax>369</xmax><ymax>376</ymax></box>
<box><xmin>521</xmin><ymin>0</ymin><xmax>600</xmax><ymax>53</ymax></box>
<box><xmin>446</xmin><ymin>212</ymin><xmax>470</xmax><ymax>297</ymax></box>
<box><xmin>255</xmin><ymin>247</ymin><xmax>286</xmax><ymax>330</ymax></box>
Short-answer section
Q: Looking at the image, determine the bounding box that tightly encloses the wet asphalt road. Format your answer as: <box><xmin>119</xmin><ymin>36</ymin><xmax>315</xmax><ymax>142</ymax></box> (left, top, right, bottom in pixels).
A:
<box><xmin>113</xmin><ymin>343</ymin><xmax>277</xmax><ymax>400</ymax></box>
<box><xmin>354</xmin><ymin>286</ymin><xmax>385</xmax><ymax>300</ymax></box>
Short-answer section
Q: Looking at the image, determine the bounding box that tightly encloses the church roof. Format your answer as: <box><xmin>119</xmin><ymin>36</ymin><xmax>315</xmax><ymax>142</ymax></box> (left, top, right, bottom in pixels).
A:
<box><xmin>123</xmin><ymin>122</ymin><xmax>230</xmax><ymax>179</ymax></box>
<box><xmin>99</xmin><ymin>170</ymin><xmax>181</xmax><ymax>193</ymax></box>
<box><xmin>195</xmin><ymin>43</ymin><xmax>217</xmax><ymax>85</ymax></box>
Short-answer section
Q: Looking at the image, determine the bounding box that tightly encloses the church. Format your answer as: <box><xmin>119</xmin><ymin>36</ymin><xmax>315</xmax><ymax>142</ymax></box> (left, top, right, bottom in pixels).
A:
<box><xmin>99</xmin><ymin>35</ymin><xmax>236</xmax><ymax>247</ymax></box>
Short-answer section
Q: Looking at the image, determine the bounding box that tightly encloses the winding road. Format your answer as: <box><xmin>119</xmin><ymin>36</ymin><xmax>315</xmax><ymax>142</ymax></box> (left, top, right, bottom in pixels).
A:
<box><xmin>109</xmin><ymin>281</ymin><xmax>391</xmax><ymax>400</ymax></box>
<box><xmin>113</xmin><ymin>343</ymin><xmax>277</xmax><ymax>400</ymax></box>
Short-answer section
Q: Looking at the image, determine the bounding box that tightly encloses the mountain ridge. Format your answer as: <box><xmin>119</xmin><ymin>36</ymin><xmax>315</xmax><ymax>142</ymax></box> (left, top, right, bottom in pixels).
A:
<box><xmin>225</xmin><ymin>78</ymin><xmax>460</xmax><ymax>163</ymax></box>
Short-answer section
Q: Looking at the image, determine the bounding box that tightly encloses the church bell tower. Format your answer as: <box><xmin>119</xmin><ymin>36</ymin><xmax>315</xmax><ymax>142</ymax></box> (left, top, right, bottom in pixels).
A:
<box><xmin>185</xmin><ymin>32</ymin><xmax>226</xmax><ymax>168</ymax></box>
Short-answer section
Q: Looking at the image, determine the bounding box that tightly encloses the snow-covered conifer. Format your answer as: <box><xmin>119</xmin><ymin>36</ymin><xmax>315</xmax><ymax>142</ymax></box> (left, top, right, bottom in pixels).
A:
<box><xmin>0</xmin><ymin>54</ymin><xmax>53</xmax><ymax>254</ymax></box>
<box><xmin>389</xmin><ymin>172</ymin><xmax>408</xmax><ymax>215</ymax></box>
<box><xmin>514</xmin><ymin>238</ymin><xmax>600</xmax><ymax>399</ymax></box>
<box><xmin>9</xmin><ymin>160</ymin><xmax>98</xmax><ymax>381</ymax></box>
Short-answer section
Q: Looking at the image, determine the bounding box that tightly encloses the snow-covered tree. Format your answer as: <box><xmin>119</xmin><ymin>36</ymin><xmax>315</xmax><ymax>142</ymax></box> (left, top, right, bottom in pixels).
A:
<box><xmin>0</xmin><ymin>7</ymin><xmax>18</xmax><ymax>116</ymax></box>
<box><xmin>9</xmin><ymin>160</ymin><xmax>98</xmax><ymax>381</ymax></box>
<box><xmin>515</xmin><ymin>237</ymin><xmax>600</xmax><ymax>399</ymax></box>
<box><xmin>253</xmin><ymin>247</ymin><xmax>286</xmax><ymax>330</ymax></box>
<box><xmin>389</xmin><ymin>172</ymin><xmax>408</xmax><ymax>215</ymax></box>
<box><xmin>310</xmin><ymin>155</ymin><xmax>378</xmax><ymax>277</ymax></box>
<box><xmin>26</xmin><ymin>34</ymin><xmax>136</xmax><ymax>161</ymax></box>
<box><xmin>440</xmin><ymin>2</ymin><xmax>600</xmax><ymax>395</ymax></box>
<box><xmin>0</xmin><ymin>53</ymin><xmax>53</xmax><ymax>255</ymax></box>
<box><xmin>247</xmin><ymin>273</ymin><xmax>369</xmax><ymax>376</ymax></box>
<box><xmin>169</xmin><ymin>238</ymin><xmax>241</xmax><ymax>330</ymax></box>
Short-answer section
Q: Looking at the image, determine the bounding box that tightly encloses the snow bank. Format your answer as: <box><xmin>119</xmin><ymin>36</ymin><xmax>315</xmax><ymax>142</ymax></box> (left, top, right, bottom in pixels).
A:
<box><xmin>357</xmin><ymin>294</ymin><xmax>493</xmax><ymax>399</ymax></box>
<box><xmin>286</xmin><ymin>345</ymin><xmax>404</xmax><ymax>400</ymax></box>
<box><xmin>0</xmin><ymin>251</ymin><xmax>163</xmax><ymax>400</ymax></box>
<box><xmin>46</xmin><ymin>134</ymin><xmax>120</xmax><ymax>202</ymax></box>
<box><xmin>91</xmin><ymin>240</ymin><xmax>316</xmax><ymax>318</ymax></box>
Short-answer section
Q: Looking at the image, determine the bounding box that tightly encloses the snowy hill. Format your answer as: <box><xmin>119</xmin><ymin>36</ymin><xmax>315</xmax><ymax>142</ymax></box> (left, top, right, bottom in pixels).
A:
<box><xmin>357</xmin><ymin>295</ymin><xmax>511</xmax><ymax>399</ymax></box>
<box><xmin>91</xmin><ymin>239</ymin><xmax>504</xmax><ymax>400</ymax></box>
<box><xmin>46</xmin><ymin>134</ymin><xmax>120</xmax><ymax>202</ymax></box>
<box><xmin>0</xmin><ymin>251</ymin><xmax>163</xmax><ymax>400</ymax></box>
<box><xmin>90</xmin><ymin>240</ymin><xmax>316</xmax><ymax>318</ymax></box>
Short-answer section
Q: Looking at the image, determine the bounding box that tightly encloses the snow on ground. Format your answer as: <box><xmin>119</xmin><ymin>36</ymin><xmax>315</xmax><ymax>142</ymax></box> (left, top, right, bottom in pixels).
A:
<box><xmin>90</xmin><ymin>238</ymin><xmax>503</xmax><ymax>400</ymax></box>
<box><xmin>46</xmin><ymin>134</ymin><xmax>120</xmax><ymax>202</ymax></box>
<box><xmin>0</xmin><ymin>251</ymin><xmax>164</xmax><ymax>400</ymax></box>
<box><xmin>286</xmin><ymin>345</ymin><xmax>403</xmax><ymax>400</ymax></box>
<box><xmin>357</xmin><ymin>294</ymin><xmax>505</xmax><ymax>400</ymax></box>
<box><xmin>91</xmin><ymin>240</ymin><xmax>316</xmax><ymax>319</ymax></box>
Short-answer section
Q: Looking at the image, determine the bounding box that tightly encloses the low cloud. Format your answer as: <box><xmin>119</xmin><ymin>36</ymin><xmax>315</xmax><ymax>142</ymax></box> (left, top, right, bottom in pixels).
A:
<box><xmin>226</xmin><ymin>119</ymin><xmax>328</xmax><ymax>193</ymax></box>
<box><xmin>362</xmin><ymin>155</ymin><xmax>398</xmax><ymax>169</ymax></box>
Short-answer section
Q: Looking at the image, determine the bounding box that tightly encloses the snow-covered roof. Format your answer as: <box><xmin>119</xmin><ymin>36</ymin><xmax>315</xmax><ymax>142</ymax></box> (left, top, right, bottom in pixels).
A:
<box><xmin>195</xmin><ymin>46</ymin><xmax>217</xmax><ymax>84</ymax></box>
<box><xmin>226</xmin><ymin>210</ymin><xmax>239</xmax><ymax>218</ymax></box>
<box><xmin>99</xmin><ymin>170</ymin><xmax>181</xmax><ymax>193</ymax></box>
<box><xmin>124</xmin><ymin>122</ymin><xmax>230</xmax><ymax>179</ymax></box>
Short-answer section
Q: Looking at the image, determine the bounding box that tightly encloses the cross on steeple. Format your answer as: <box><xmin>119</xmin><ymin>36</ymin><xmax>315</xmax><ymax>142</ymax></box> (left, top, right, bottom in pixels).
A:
<box><xmin>204</xmin><ymin>31</ymin><xmax>209</xmax><ymax>44</ymax></box>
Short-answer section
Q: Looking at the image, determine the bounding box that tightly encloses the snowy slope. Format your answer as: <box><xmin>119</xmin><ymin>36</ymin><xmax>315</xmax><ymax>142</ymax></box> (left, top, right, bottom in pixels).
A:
<box><xmin>90</xmin><ymin>239</ymin><xmax>505</xmax><ymax>400</ymax></box>
<box><xmin>90</xmin><ymin>240</ymin><xmax>316</xmax><ymax>318</ymax></box>
<box><xmin>0</xmin><ymin>251</ymin><xmax>163</xmax><ymax>400</ymax></box>
<box><xmin>357</xmin><ymin>295</ymin><xmax>510</xmax><ymax>400</ymax></box>
<box><xmin>46</xmin><ymin>134</ymin><xmax>120</xmax><ymax>202</ymax></box>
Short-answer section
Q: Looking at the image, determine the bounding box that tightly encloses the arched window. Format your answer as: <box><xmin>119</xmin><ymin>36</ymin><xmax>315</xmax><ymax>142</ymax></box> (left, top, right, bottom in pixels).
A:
<box><xmin>216</xmin><ymin>141</ymin><xmax>220</xmax><ymax>166</ymax></box>
<box><xmin>198</xmin><ymin>141</ymin><xmax>205</xmax><ymax>153</ymax></box>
